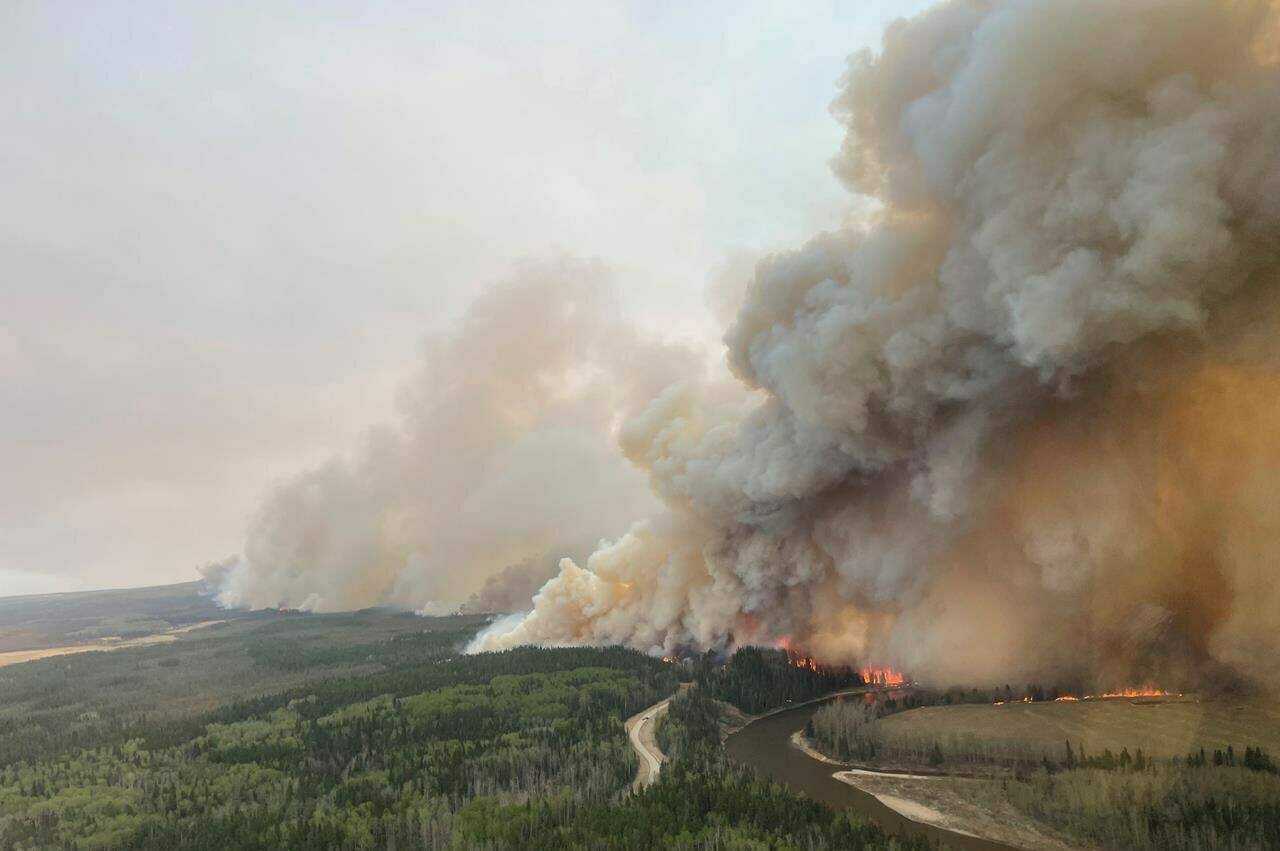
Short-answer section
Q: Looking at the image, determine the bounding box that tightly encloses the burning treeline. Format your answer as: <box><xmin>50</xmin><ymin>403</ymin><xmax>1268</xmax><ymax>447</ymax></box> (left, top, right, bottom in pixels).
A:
<box><xmin>216</xmin><ymin>0</ymin><xmax>1280</xmax><ymax>696</ymax></box>
<box><xmin>776</xmin><ymin>637</ymin><xmax>908</xmax><ymax>686</ymax></box>
<box><xmin>778</xmin><ymin>647</ymin><xmax>904</xmax><ymax>689</ymax></box>
<box><xmin>473</xmin><ymin>0</ymin><xmax>1280</xmax><ymax>695</ymax></box>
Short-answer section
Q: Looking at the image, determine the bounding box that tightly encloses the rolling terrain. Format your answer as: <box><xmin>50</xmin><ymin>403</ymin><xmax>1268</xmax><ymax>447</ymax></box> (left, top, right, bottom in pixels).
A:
<box><xmin>0</xmin><ymin>584</ymin><xmax>923</xmax><ymax>851</ymax></box>
<box><xmin>0</xmin><ymin>583</ymin><xmax>239</xmax><ymax>654</ymax></box>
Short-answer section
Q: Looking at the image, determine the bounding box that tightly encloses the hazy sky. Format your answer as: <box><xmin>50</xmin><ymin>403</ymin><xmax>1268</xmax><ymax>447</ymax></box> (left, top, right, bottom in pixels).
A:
<box><xmin>1</xmin><ymin>0</ymin><xmax>931</xmax><ymax>597</ymax></box>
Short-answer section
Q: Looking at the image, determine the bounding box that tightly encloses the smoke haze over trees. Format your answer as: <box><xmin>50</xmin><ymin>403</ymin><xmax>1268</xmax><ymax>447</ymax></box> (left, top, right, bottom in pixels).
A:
<box><xmin>215</xmin><ymin>0</ymin><xmax>1280</xmax><ymax>694</ymax></box>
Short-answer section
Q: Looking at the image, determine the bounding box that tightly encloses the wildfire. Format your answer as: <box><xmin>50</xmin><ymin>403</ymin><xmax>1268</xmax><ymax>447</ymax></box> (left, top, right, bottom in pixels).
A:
<box><xmin>1092</xmin><ymin>687</ymin><xmax>1173</xmax><ymax>699</ymax></box>
<box><xmin>660</xmin><ymin>656</ymin><xmax>675</xmax><ymax>664</ymax></box>
<box><xmin>775</xmin><ymin>640</ymin><xmax>907</xmax><ymax>687</ymax></box>
<box><xmin>776</xmin><ymin>638</ymin><xmax>820</xmax><ymax>671</ymax></box>
<box><xmin>993</xmin><ymin>687</ymin><xmax>1180</xmax><ymax>706</ymax></box>
<box><xmin>859</xmin><ymin>666</ymin><xmax>906</xmax><ymax>687</ymax></box>
<box><xmin>785</xmin><ymin>650</ymin><xmax>819</xmax><ymax>671</ymax></box>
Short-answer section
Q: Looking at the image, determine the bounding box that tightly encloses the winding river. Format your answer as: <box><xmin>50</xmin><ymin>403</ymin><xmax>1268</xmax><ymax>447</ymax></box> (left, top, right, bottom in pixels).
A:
<box><xmin>725</xmin><ymin>697</ymin><xmax>1019</xmax><ymax>851</ymax></box>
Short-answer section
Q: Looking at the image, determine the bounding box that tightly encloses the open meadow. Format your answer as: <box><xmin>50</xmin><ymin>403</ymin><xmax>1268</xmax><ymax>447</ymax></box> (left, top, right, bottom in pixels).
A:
<box><xmin>810</xmin><ymin>694</ymin><xmax>1280</xmax><ymax>850</ymax></box>
<box><xmin>873</xmin><ymin>697</ymin><xmax>1280</xmax><ymax>764</ymax></box>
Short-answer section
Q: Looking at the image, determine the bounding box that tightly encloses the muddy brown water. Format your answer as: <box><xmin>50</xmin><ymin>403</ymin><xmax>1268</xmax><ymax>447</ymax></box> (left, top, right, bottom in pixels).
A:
<box><xmin>725</xmin><ymin>698</ymin><xmax>1020</xmax><ymax>851</ymax></box>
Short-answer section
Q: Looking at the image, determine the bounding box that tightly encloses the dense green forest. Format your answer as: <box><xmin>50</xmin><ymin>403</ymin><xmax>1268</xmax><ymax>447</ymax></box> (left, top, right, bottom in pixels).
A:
<box><xmin>0</xmin><ymin>608</ymin><xmax>923</xmax><ymax>850</ymax></box>
<box><xmin>690</xmin><ymin>646</ymin><xmax>861</xmax><ymax>714</ymax></box>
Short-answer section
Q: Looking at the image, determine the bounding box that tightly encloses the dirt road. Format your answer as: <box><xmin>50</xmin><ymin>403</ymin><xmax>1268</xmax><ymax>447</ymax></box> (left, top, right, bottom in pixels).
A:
<box><xmin>625</xmin><ymin>690</ymin><xmax>680</xmax><ymax>790</ymax></box>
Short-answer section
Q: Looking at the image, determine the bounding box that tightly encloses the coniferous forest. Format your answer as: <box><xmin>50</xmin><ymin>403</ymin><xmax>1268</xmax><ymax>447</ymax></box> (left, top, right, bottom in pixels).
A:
<box><xmin>0</xmin><ymin>607</ymin><xmax>924</xmax><ymax>850</ymax></box>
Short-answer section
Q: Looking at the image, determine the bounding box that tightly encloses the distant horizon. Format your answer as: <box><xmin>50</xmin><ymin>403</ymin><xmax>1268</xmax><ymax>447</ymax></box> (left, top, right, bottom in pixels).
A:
<box><xmin>0</xmin><ymin>577</ymin><xmax>205</xmax><ymax>602</ymax></box>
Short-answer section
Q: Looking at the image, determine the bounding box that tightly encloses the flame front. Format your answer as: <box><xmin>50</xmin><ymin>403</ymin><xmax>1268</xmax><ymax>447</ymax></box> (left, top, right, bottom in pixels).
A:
<box><xmin>783</xmin><ymin>649</ymin><xmax>819</xmax><ymax>671</ymax></box>
<box><xmin>1091</xmin><ymin>687</ymin><xmax>1174</xmax><ymax>699</ymax></box>
<box><xmin>860</xmin><ymin>666</ymin><xmax>906</xmax><ymax>687</ymax></box>
<box><xmin>777</xmin><ymin>638</ymin><xmax>906</xmax><ymax>686</ymax></box>
<box><xmin>1002</xmin><ymin>687</ymin><xmax>1180</xmax><ymax>705</ymax></box>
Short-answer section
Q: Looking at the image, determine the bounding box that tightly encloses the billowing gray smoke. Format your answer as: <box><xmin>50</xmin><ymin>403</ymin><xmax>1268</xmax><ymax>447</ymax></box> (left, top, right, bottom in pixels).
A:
<box><xmin>215</xmin><ymin>0</ymin><xmax>1280</xmax><ymax>692</ymax></box>
<box><xmin>208</xmin><ymin>258</ymin><xmax>701</xmax><ymax>613</ymax></box>
<box><xmin>473</xmin><ymin>0</ymin><xmax>1280</xmax><ymax>692</ymax></box>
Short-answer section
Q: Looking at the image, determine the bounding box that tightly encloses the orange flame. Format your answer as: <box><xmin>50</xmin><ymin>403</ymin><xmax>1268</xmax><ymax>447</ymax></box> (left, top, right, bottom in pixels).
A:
<box><xmin>784</xmin><ymin>650</ymin><xmax>819</xmax><ymax>671</ymax></box>
<box><xmin>859</xmin><ymin>666</ymin><xmax>906</xmax><ymax>686</ymax></box>
<box><xmin>990</xmin><ymin>687</ymin><xmax>1181</xmax><ymax>705</ymax></box>
<box><xmin>776</xmin><ymin>641</ymin><xmax>907</xmax><ymax>686</ymax></box>
<box><xmin>776</xmin><ymin>639</ymin><xmax>821</xmax><ymax>671</ymax></box>
<box><xmin>1090</xmin><ymin>687</ymin><xmax>1173</xmax><ymax>699</ymax></box>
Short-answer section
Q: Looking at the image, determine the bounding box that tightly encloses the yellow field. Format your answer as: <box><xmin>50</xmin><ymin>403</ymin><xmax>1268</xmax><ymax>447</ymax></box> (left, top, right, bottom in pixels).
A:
<box><xmin>0</xmin><ymin>620</ymin><xmax>225</xmax><ymax>668</ymax></box>
<box><xmin>874</xmin><ymin>698</ymin><xmax>1280</xmax><ymax>760</ymax></box>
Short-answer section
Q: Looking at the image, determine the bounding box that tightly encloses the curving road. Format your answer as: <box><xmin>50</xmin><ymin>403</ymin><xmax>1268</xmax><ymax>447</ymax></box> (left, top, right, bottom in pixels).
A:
<box><xmin>625</xmin><ymin>690</ymin><xmax>681</xmax><ymax>790</ymax></box>
<box><xmin>623</xmin><ymin>685</ymin><xmax>869</xmax><ymax>793</ymax></box>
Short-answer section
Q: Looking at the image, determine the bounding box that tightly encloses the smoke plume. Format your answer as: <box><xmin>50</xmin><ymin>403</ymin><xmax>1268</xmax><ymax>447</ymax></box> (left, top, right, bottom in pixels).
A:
<box><xmin>473</xmin><ymin>0</ymin><xmax>1280</xmax><ymax>692</ymax></box>
<box><xmin>207</xmin><ymin>258</ymin><xmax>701</xmax><ymax>613</ymax></box>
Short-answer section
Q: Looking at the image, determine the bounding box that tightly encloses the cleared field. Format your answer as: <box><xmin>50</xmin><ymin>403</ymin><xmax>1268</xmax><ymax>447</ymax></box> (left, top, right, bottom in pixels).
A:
<box><xmin>0</xmin><ymin>619</ymin><xmax>226</xmax><ymax>668</ymax></box>
<box><xmin>0</xmin><ymin>581</ymin><xmax>236</xmax><ymax>652</ymax></box>
<box><xmin>874</xmin><ymin>698</ymin><xmax>1280</xmax><ymax>760</ymax></box>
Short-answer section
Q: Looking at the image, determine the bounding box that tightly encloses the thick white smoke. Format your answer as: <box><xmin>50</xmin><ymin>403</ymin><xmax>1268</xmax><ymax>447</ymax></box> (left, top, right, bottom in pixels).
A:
<box><xmin>475</xmin><ymin>0</ymin><xmax>1280</xmax><ymax>692</ymax></box>
<box><xmin>207</xmin><ymin>258</ymin><xmax>702</xmax><ymax>613</ymax></box>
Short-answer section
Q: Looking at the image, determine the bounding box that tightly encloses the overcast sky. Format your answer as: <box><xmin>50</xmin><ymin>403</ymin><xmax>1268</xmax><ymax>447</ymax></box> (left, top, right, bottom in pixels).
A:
<box><xmin>1</xmin><ymin>0</ymin><xmax>931</xmax><ymax>597</ymax></box>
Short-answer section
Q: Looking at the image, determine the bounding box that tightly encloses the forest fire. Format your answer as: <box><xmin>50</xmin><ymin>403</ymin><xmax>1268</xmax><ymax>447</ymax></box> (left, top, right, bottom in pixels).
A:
<box><xmin>859</xmin><ymin>666</ymin><xmax>906</xmax><ymax>687</ymax></box>
<box><xmin>1090</xmin><ymin>687</ymin><xmax>1175</xmax><ymax>699</ymax></box>
<box><xmin>783</xmin><ymin>649</ymin><xmax>819</xmax><ymax>671</ymax></box>
<box><xmin>991</xmin><ymin>687</ymin><xmax>1180</xmax><ymax>705</ymax></box>
<box><xmin>775</xmin><ymin>638</ymin><xmax>820</xmax><ymax>671</ymax></box>
<box><xmin>775</xmin><ymin>637</ymin><xmax>906</xmax><ymax>686</ymax></box>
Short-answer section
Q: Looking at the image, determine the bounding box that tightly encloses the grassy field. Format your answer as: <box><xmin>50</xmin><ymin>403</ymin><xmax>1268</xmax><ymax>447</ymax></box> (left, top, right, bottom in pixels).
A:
<box><xmin>0</xmin><ymin>582</ymin><xmax>238</xmax><ymax>653</ymax></box>
<box><xmin>813</xmin><ymin>696</ymin><xmax>1280</xmax><ymax>850</ymax></box>
<box><xmin>873</xmin><ymin>697</ymin><xmax>1280</xmax><ymax>762</ymax></box>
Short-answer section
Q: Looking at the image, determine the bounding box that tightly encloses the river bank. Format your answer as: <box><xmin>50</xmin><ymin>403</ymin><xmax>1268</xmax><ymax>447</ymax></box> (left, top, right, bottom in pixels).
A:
<box><xmin>725</xmin><ymin>697</ymin><xmax>1026</xmax><ymax>851</ymax></box>
<box><xmin>784</xmin><ymin>722</ymin><xmax>1080</xmax><ymax>851</ymax></box>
